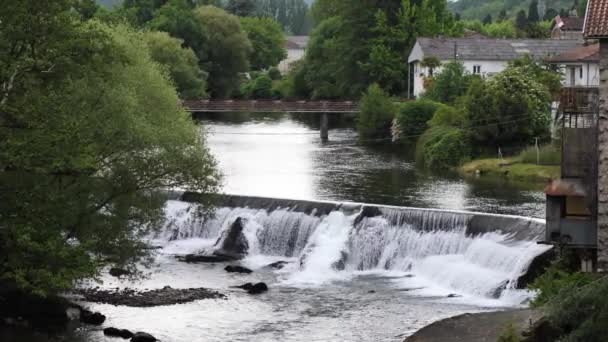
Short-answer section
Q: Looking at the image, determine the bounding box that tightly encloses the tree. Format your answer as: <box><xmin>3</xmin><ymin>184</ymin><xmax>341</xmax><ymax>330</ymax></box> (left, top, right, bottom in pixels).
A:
<box><xmin>192</xmin><ymin>5</ymin><xmax>252</xmax><ymax>98</ymax></box>
<box><xmin>357</xmin><ymin>84</ymin><xmax>397</xmax><ymax>140</ymax></box>
<box><xmin>483</xmin><ymin>14</ymin><xmax>492</xmax><ymax>24</ymax></box>
<box><xmin>577</xmin><ymin>0</ymin><xmax>588</xmax><ymax>17</ymax></box>
<box><xmin>515</xmin><ymin>9</ymin><xmax>529</xmax><ymax>30</ymax></box>
<box><xmin>544</xmin><ymin>8</ymin><xmax>558</xmax><ymax>20</ymax></box>
<box><xmin>498</xmin><ymin>9</ymin><xmax>508</xmax><ymax>22</ymax></box>
<box><xmin>240</xmin><ymin>17</ymin><xmax>287</xmax><ymax>70</ymax></box>
<box><xmin>423</xmin><ymin>61</ymin><xmax>477</xmax><ymax>104</ymax></box>
<box><xmin>393</xmin><ymin>100</ymin><xmax>444</xmax><ymax>141</ymax></box>
<box><xmin>257</xmin><ymin>0</ymin><xmax>311</xmax><ymax>35</ymax></box>
<box><xmin>225</xmin><ymin>0</ymin><xmax>256</xmax><ymax>17</ymax></box>
<box><xmin>144</xmin><ymin>31</ymin><xmax>208</xmax><ymax>99</ymax></box>
<box><xmin>0</xmin><ymin>2</ymin><xmax>220</xmax><ymax>295</ymax></box>
<box><xmin>528</xmin><ymin>0</ymin><xmax>540</xmax><ymax>22</ymax></box>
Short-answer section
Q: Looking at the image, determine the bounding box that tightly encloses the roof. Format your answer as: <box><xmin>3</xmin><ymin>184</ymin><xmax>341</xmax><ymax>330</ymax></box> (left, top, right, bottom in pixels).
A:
<box><xmin>545</xmin><ymin>179</ymin><xmax>587</xmax><ymax>197</ymax></box>
<box><xmin>285</xmin><ymin>36</ymin><xmax>309</xmax><ymax>50</ymax></box>
<box><xmin>584</xmin><ymin>0</ymin><xmax>608</xmax><ymax>38</ymax></box>
<box><xmin>546</xmin><ymin>43</ymin><xmax>600</xmax><ymax>63</ymax></box>
<box><xmin>412</xmin><ymin>38</ymin><xmax>583</xmax><ymax>62</ymax></box>
<box><xmin>553</xmin><ymin>16</ymin><xmax>585</xmax><ymax>31</ymax></box>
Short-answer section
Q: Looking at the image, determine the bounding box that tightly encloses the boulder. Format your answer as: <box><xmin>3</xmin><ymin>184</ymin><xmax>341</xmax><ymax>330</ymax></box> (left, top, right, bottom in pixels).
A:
<box><xmin>266</xmin><ymin>261</ymin><xmax>289</xmax><ymax>269</ymax></box>
<box><xmin>232</xmin><ymin>283</ymin><xmax>254</xmax><ymax>291</ymax></box>
<box><xmin>109</xmin><ymin>268</ymin><xmax>131</xmax><ymax>278</ymax></box>
<box><xmin>247</xmin><ymin>282</ymin><xmax>269</xmax><ymax>295</ymax></box>
<box><xmin>213</xmin><ymin>217</ymin><xmax>249</xmax><ymax>260</ymax></box>
<box><xmin>80</xmin><ymin>310</ymin><xmax>106</xmax><ymax>325</ymax></box>
<box><xmin>177</xmin><ymin>254</ymin><xmax>235</xmax><ymax>263</ymax></box>
<box><xmin>131</xmin><ymin>332</ymin><xmax>157</xmax><ymax>342</ymax></box>
<box><xmin>104</xmin><ymin>327</ymin><xmax>134</xmax><ymax>339</ymax></box>
<box><xmin>224</xmin><ymin>265</ymin><xmax>253</xmax><ymax>274</ymax></box>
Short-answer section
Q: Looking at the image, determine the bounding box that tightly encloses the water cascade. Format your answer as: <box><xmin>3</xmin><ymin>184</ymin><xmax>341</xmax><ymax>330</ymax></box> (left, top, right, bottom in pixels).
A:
<box><xmin>155</xmin><ymin>195</ymin><xmax>551</xmax><ymax>304</ymax></box>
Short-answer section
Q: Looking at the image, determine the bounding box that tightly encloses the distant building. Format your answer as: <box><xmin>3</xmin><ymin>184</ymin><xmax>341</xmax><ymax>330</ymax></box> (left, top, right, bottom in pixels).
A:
<box><xmin>551</xmin><ymin>15</ymin><xmax>584</xmax><ymax>39</ymax></box>
<box><xmin>407</xmin><ymin>37</ymin><xmax>582</xmax><ymax>98</ymax></box>
<box><xmin>278</xmin><ymin>36</ymin><xmax>308</xmax><ymax>73</ymax></box>
<box><xmin>547</xmin><ymin>43</ymin><xmax>600</xmax><ymax>87</ymax></box>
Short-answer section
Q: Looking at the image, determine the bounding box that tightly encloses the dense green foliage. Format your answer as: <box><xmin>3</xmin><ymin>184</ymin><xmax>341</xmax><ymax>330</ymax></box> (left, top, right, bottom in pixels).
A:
<box><xmin>240</xmin><ymin>17</ymin><xmax>286</xmax><ymax>70</ymax></box>
<box><xmin>302</xmin><ymin>0</ymin><xmax>461</xmax><ymax>98</ymax></box>
<box><xmin>449</xmin><ymin>0</ymin><xmax>576</xmax><ymax>21</ymax></box>
<box><xmin>240</xmin><ymin>73</ymin><xmax>274</xmax><ymax>99</ymax></box>
<box><xmin>415</xmin><ymin>126</ymin><xmax>470</xmax><ymax>169</ymax></box>
<box><xmin>192</xmin><ymin>6</ymin><xmax>252</xmax><ymax>98</ymax></box>
<box><xmin>394</xmin><ymin>100</ymin><xmax>444</xmax><ymax>140</ymax></box>
<box><xmin>423</xmin><ymin>61</ymin><xmax>477</xmax><ymax>104</ymax></box>
<box><xmin>0</xmin><ymin>1</ymin><xmax>220</xmax><ymax>295</ymax></box>
<box><xmin>357</xmin><ymin>84</ymin><xmax>397</xmax><ymax>140</ymax></box>
<box><xmin>144</xmin><ymin>31</ymin><xmax>207</xmax><ymax>99</ymax></box>
<box><xmin>256</xmin><ymin>0</ymin><xmax>311</xmax><ymax>35</ymax></box>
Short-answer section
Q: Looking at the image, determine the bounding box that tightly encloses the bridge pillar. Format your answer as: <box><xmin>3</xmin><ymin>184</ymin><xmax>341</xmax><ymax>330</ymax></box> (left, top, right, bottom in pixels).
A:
<box><xmin>320</xmin><ymin>113</ymin><xmax>329</xmax><ymax>141</ymax></box>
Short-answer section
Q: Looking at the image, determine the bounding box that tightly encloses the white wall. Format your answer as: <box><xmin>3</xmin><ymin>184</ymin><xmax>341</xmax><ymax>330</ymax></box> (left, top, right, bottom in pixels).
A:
<box><xmin>556</xmin><ymin>62</ymin><xmax>600</xmax><ymax>87</ymax></box>
<box><xmin>278</xmin><ymin>48</ymin><xmax>305</xmax><ymax>73</ymax></box>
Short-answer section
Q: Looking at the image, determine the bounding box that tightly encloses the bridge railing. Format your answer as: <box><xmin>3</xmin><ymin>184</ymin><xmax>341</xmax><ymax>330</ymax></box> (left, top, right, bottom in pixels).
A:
<box><xmin>182</xmin><ymin>99</ymin><xmax>359</xmax><ymax>113</ymax></box>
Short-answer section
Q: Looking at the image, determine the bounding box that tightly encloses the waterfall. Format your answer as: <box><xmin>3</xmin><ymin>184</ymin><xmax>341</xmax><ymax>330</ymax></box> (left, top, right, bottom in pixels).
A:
<box><xmin>155</xmin><ymin>198</ymin><xmax>551</xmax><ymax>304</ymax></box>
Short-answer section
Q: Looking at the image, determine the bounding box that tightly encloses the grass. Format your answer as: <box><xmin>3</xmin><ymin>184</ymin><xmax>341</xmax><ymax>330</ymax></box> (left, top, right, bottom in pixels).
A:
<box><xmin>459</xmin><ymin>157</ymin><xmax>560</xmax><ymax>182</ymax></box>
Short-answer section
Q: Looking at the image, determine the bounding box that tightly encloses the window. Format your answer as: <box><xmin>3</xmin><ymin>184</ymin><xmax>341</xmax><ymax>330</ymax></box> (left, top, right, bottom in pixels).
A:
<box><xmin>473</xmin><ymin>65</ymin><xmax>481</xmax><ymax>74</ymax></box>
<box><xmin>580</xmin><ymin>67</ymin><xmax>583</xmax><ymax>79</ymax></box>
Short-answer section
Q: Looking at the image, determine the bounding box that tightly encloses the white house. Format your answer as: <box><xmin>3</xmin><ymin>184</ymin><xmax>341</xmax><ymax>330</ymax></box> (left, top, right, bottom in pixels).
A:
<box><xmin>407</xmin><ymin>37</ymin><xmax>583</xmax><ymax>98</ymax></box>
<box><xmin>547</xmin><ymin>43</ymin><xmax>601</xmax><ymax>87</ymax></box>
<box><xmin>278</xmin><ymin>36</ymin><xmax>309</xmax><ymax>73</ymax></box>
<box><xmin>551</xmin><ymin>15</ymin><xmax>584</xmax><ymax>40</ymax></box>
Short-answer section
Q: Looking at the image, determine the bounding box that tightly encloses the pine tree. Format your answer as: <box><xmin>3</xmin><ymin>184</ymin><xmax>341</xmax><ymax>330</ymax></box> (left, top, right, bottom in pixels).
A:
<box><xmin>528</xmin><ymin>0</ymin><xmax>540</xmax><ymax>22</ymax></box>
<box><xmin>483</xmin><ymin>14</ymin><xmax>492</xmax><ymax>24</ymax></box>
<box><xmin>498</xmin><ymin>9</ymin><xmax>508</xmax><ymax>22</ymax></box>
<box><xmin>516</xmin><ymin>9</ymin><xmax>528</xmax><ymax>29</ymax></box>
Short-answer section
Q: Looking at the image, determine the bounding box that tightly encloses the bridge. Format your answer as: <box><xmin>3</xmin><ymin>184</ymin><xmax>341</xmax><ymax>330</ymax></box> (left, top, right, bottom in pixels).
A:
<box><xmin>183</xmin><ymin>100</ymin><xmax>360</xmax><ymax>141</ymax></box>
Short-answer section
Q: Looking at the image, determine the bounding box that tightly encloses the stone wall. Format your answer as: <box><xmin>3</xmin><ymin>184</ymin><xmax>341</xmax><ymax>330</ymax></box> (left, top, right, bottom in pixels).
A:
<box><xmin>598</xmin><ymin>40</ymin><xmax>608</xmax><ymax>271</ymax></box>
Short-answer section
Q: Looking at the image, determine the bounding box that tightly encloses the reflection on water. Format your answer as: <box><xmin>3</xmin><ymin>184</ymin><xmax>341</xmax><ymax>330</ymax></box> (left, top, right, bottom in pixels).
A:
<box><xmin>198</xmin><ymin>112</ymin><xmax>545</xmax><ymax>218</ymax></box>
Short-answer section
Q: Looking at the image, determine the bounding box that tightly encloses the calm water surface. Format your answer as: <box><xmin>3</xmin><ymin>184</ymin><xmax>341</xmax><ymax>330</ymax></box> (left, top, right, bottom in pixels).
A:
<box><xmin>200</xmin><ymin>113</ymin><xmax>545</xmax><ymax>218</ymax></box>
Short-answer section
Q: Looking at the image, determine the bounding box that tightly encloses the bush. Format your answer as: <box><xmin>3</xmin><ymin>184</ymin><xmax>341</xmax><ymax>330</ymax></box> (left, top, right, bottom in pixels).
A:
<box><xmin>415</xmin><ymin>126</ymin><xmax>470</xmax><ymax>169</ymax></box>
<box><xmin>393</xmin><ymin>100</ymin><xmax>443</xmax><ymax>141</ymax></box>
<box><xmin>422</xmin><ymin>61</ymin><xmax>478</xmax><ymax>104</ymax></box>
<box><xmin>497</xmin><ymin>323</ymin><xmax>522</xmax><ymax>342</ymax></box>
<box><xmin>240</xmin><ymin>74</ymin><xmax>273</xmax><ymax>99</ymax></box>
<box><xmin>268</xmin><ymin>67</ymin><xmax>281</xmax><ymax>80</ymax></box>
<box><xmin>357</xmin><ymin>84</ymin><xmax>397</xmax><ymax>140</ymax></box>
<box><xmin>428</xmin><ymin>105</ymin><xmax>467</xmax><ymax>127</ymax></box>
<box><xmin>518</xmin><ymin>144</ymin><xmax>561</xmax><ymax>165</ymax></box>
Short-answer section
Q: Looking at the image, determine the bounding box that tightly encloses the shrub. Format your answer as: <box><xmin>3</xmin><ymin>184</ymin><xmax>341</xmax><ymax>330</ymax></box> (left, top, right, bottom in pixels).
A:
<box><xmin>497</xmin><ymin>323</ymin><xmax>522</xmax><ymax>342</ymax></box>
<box><xmin>240</xmin><ymin>74</ymin><xmax>273</xmax><ymax>99</ymax></box>
<box><xmin>428</xmin><ymin>105</ymin><xmax>467</xmax><ymax>128</ymax></box>
<box><xmin>415</xmin><ymin>126</ymin><xmax>470</xmax><ymax>169</ymax></box>
<box><xmin>422</xmin><ymin>61</ymin><xmax>478</xmax><ymax>104</ymax></box>
<box><xmin>268</xmin><ymin>67</ymin><xmax>281</xmax><ymax>80</ymax></box>
<box><xmin>357</xmin><ymin>84</ymin><xmax>397</xmax><ymax>140</ymax></box>
<box><xmin>518</xmin><ymin>144</ymin><xmax>561</xmax><ymax>165</ymax></box>
<box><xmin>393</xmin><ymin>100</ymin><xmax>443</xmax><ymax>141</ymax></box>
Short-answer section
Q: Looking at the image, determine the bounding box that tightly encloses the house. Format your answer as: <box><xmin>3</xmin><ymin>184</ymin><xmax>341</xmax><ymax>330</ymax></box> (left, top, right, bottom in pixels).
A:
<box><xmin>407</xmin><ymin>37</ymin><xmax>583</xmax><ymax>98</ymax></box>
<box><xmin>584</xmin><ymin>0</ymin><xmax>608</xmax><ymax>271</ymax></box>
<box><xmin>278</xmin><ymin>36</ymin><xmax>308</xmax><ymax>73</ymax></box>
<box><xmin>546</xmin><ymin>43</ymin><xmax>601</xmax><ymax>87</ymax></box>
<box><xmin>551</xmin><ymin>15</ymin><xmax>585</xmax><ymax>39</ymax></box>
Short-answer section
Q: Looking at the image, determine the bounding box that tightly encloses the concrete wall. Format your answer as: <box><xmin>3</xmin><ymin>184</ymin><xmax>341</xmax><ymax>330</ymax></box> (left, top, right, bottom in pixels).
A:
<box><xmin>278</xmin><ymin>48</ymin><xmax>305</xmax><ymax>73</ymax></box>
<box><xmin>598</xmin><ymin>40</ymin><xmax>608</xmax><ymax>271</ymax></box>
<box><xmin>557</xmin><ymin>62</ymin><xmax>601</xmax><ymax>87</ymax></box>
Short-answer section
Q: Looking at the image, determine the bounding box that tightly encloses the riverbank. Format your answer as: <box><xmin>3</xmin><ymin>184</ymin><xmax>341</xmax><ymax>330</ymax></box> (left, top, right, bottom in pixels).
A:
<box><xmin>459</xmin><ymin>158</ymin><xmax>559</xmax><ymax>182</ymax></box>
<box><xmin>405</xmin><ymin>309</ymin><xmax>541</xmax><ymax>342</ymax></box>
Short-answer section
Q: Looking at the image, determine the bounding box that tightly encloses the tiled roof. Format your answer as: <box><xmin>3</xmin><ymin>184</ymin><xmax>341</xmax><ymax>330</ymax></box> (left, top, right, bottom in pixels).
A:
<box><xmin>415</xmin><ymin>38</ymin><xmax>583</xmax><ymax>61</ymax></box>
<box><xmin>584</xmin><ymin>0</ymin><xmax>608</xmax><ymax>38</ymax></box>
<box><xmin>554</xmin><ymin>16</ymin><xmax>585</xmax><ymax>31</ymax></box>
<box><xmin>546</xmin><ymin>43</ymin><xmax>600</xmax><ymax>62</ymax></box>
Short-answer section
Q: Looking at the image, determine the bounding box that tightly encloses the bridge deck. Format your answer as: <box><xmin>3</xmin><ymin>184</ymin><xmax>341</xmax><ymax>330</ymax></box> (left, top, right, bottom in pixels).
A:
<box><xmin>183</xmin><ymin>100</ymin><xmax>359</xmax><ymax>113</ymax></box>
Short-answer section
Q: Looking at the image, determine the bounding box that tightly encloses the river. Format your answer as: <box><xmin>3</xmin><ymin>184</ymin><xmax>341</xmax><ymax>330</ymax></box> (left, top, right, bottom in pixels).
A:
<box><xmin>63</xmin><ymin>113</ymin><xmax>548</xmax><ymax>342</ymax></box>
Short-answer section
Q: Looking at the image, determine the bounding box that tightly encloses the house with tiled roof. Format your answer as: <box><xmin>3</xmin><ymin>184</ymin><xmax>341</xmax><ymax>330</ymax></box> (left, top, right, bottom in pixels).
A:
<box><xmin>547</xmin><ymin>43</ymin><xmax>601</xmax><ymax>86</ymax></box>
<box><xmin>551</xmin><ymin>15</ymin><xmax>585</xmax><ymax>39</ymax></box>
<box><xmin>278</xmin><ymin>36</ymin><xmax>309</xmax><ymax>73</ymax></box>
<box><xmin>407</xmin><ymin>37</ymin><xmax>583</xmax><ymax>98</ymax></box>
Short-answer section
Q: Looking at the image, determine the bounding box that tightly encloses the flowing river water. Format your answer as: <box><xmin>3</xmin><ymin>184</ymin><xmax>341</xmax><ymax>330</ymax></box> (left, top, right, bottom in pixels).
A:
<box><xmin>67</xmin><ymin>113</ymin><xmax>548</xmax><ymax>342</ymax></box>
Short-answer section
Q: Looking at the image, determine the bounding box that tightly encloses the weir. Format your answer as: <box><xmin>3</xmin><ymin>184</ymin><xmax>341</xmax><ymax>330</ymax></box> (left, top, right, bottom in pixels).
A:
<box><xmin>157</xmin><ymin>193</ymin><xmax>551</xmax><ymax>302</ymax></box>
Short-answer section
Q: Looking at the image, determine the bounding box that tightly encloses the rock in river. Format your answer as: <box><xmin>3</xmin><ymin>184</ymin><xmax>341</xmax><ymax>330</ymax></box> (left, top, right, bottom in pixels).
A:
<box><xmin>224</xmin><ymin>265</ymin><xmax>253</xmax><ymax>274</ymax></box>
<box><xmin>104</xmin><ymin>327</ymin><xmax>134</xmax><ymax>339</ymax></box>
<box><xmin>109</xmin><ymin>268</ymin><xmax>131</xmax><ymax>278</ymax></box>
<box><xmin>177</xmin><ymin>254</ymin><xmax>235</xmax><ymax>263</ymax></box>
<box><xmin>247</xmin><ymin>282</ymin><xmax>269</xmax><ymax>295</ymax></box>
<box><xmin>213</xmin><ymin>217</ymin><xmax>249</xmax><ymax>260</ymax></box>
<box><xmin>80</xmin><ymin>310</ymin><xmax>106</xmax><ymax>325</ymax></box>
<box><xmin>76</xmin><ymin>286</ymin><xmax>225</xmax><ymax>307</ymax></box>
<box><xmin>131</xmin><ymin>332</ymin><xmax>157</xmax><ymax>342</ymax></box>
<box><xmin>266</xmin><ymin>261</ymin><xmax>289</xmax><ymax>269</ymax></box>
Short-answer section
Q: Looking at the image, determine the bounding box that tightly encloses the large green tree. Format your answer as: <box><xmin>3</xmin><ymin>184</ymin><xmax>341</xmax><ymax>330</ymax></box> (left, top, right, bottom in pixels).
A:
<box><xmin>240</xmin><ymin>17</ymin><xmax>287</xmax><ymax>70</ymax></box>
<box><xmin>192</xmin><ymin>5</ymin><xmax>252</xmax><ymax>98</ymax></box>
<box><xmin>144</xmin><ymin>31</ymin><xmax>208</xmax><ymax>98</ymax></box>
<box><xmin>0</xmin><ymin>1</ymin><xmax>220</xmax><ymax>295</ymax></box>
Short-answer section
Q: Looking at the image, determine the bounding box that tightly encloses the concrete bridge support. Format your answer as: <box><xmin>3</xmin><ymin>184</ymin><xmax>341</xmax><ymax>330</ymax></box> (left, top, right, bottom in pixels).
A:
<box><xmin>320</xmin><ymin>113</ymin><xmax>329</xmax><ymax>141</ymax></box>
